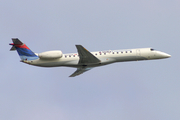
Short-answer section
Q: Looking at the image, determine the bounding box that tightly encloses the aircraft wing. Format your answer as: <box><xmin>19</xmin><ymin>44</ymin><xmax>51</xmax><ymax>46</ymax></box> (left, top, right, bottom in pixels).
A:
<box><xmin>76</xmin><ymin>45</ymin><xmax>100</xmax><ymax>65</ymax></box>
<box><xmin>69</xmin><ymin>67</ymin><xmax>92</xmax><ymax>77</ymax></box>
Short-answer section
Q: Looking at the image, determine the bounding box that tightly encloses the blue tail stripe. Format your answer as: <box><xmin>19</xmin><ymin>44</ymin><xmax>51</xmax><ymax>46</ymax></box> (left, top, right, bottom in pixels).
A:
<box><xmin>20</xmin><ymin>56</ymin><xmax>39</xmax><ymax>60</ymax></box>
<box><xmin>15</xmin><ymin>47</ymin><xmax>37</xmax><ymax>57</ymax></box>
<box><xmin>15</xmin><ymin>47</ymin><xmax>39</xmax><ymax>60</ymax></box>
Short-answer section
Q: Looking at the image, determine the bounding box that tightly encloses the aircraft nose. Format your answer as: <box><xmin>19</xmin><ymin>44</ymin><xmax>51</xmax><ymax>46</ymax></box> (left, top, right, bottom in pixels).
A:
<box><xmin>156</xmin><ymin>51</ymin><xmax>171</xmax><ymax>58</ymax></box>
<box><xmin>164</xmin><ymin>53</ymin><xmax>171</xmax><ymax>58</ymax></box>
<box><xmin>161</xmin><ymin>52</ymin><xmax>171</xmax><ymax>58</ymax></box>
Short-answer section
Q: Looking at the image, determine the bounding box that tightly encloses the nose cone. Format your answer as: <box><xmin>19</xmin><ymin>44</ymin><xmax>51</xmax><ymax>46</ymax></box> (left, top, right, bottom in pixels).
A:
<box><xmin>156</xmin><ymin>51</ymin><xmax>171</xmax><ymax>59</ymax></box>
<box><xmin>163</xmin><ymin>53</ymin><xmax>171</xmax><ymax>58</ymax></box>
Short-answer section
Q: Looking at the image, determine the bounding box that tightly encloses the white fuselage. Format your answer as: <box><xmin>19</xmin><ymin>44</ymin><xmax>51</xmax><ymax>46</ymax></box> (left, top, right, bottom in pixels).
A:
<box><xmin>23</xmin><ymin>48</ymin><xmax>171</xmax><ymax>68</ymax></box>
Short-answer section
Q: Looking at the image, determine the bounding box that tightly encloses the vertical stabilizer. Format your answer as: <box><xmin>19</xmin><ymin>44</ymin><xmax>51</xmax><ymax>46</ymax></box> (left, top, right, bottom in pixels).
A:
<box><xmin>9</xmin><ymin>38</ymin><xmax>39</xmax><ymax>61</ymax></box>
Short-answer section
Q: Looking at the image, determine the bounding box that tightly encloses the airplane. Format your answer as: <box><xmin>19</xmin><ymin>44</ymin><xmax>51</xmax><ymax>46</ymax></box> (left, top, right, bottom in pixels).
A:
<box><xmin>9</xmin><ymin>38</ymin><xmax>171</xmax><ymax>77</ymax></box>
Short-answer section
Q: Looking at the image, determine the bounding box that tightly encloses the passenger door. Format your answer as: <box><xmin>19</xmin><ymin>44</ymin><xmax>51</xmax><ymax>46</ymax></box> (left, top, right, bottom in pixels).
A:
<box><xmin>136</xmin><ymin>49</ymin><xmax>141</xmax><ymax>59</ymax></box>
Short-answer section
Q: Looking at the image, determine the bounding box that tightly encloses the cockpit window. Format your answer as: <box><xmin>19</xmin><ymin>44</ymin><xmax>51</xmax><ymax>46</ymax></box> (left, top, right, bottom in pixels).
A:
<box><xmin>150</xmin><ymin>48</ymin><xmax>155</xmax><ymax>51</ymax></box>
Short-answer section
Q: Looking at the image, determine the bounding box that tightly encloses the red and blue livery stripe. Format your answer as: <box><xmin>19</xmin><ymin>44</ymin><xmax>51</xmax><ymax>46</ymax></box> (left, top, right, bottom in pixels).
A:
<box><xmin>11</xmin><ymin>43</ymin><xmax>39</xmax><ymax>60</ymax></box>
<box><xmin>14</xmin><ymin>44</ymin><xmax>30</xmax><ymax>49</ymax></box>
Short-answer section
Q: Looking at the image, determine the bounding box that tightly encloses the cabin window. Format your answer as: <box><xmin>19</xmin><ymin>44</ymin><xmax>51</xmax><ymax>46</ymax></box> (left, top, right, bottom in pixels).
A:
<box><xmin>95</xmin><ymin>53</ymin><xmax>97</xmax><ymax>55</ymax></box>
<box><xmin>69</xmin><ymin>55</ymin><xmax>71</xmax><ymax>57</ymax></box>
<box><xmin>121</xmin><ymin>51</ymin><xmax>123</xmax><ymax>54</ymax></box>
<box><xmin>65</xmin><ymin>55</ymin><xmax>67</xmax><ymax>58</ymax></box>
<box><xmin>130</xmin><ymin>51</ymin><xmax>132</xmax><ymax>53</ymax></box>
<box><xmin>104</xmin><ymin>53</ymin><xmax>106</xmax><ymax>55</ymax></box>
<box><xmin>112</xmin><ymin>52</ymin><xmax>114</xmax><ymax>54</ymax></box>
<box><xmin>73</xmin><ymin>55</ymin><xmax>75</xmax><ymax>57</ymax></box>
<box><xmin>126</xmin><ymin>51</ymin><xmax>128</xmax><ymax>53</ymax></box>
<box><xmin>117</xmin><ymin>52</ymin><xmax>119</xmax><ymax>54</ymax></box>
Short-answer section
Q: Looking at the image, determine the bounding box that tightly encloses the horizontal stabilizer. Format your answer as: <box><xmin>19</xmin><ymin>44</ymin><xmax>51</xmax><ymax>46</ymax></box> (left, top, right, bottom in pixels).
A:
<box><xmin>9</xmin><ymin>38</ymin><xmax>23</xmax><ymax>51</ymax></box>
<box><xmin>10</xmin><ymin>46</ymin><xmax>16</xmax><ymax>51</ymax></box>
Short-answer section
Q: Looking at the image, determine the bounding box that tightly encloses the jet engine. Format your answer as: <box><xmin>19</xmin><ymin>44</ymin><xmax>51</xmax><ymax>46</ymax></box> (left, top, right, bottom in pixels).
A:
<box><xmin>38</xmin><ymin>50</ymin><xmax>63</xmax><ymax>59</ymax></box>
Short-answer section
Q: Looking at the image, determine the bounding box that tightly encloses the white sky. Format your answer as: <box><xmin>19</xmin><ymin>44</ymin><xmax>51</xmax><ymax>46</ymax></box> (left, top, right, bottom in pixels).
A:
<box><xmin>0</xmin><ymin>0</ymin><xmax>179</xmax><ymax>120</ymax></box>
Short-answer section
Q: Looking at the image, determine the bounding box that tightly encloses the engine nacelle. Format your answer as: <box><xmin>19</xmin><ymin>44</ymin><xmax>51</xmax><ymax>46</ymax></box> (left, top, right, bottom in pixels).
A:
<box><xmin>38</xmin><ymin>50</ymin><xmax>63</xmax><ymax>59</ymax></box>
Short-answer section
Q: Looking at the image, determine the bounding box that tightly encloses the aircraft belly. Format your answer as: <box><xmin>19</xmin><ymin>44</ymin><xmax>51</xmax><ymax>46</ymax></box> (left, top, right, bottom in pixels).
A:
<box><xmin>30</xmin><ymin>59</ymin><xmax>79</xmax><ymax>67</ymax></box>
<box><xmin>62</xmin><ymin>60</ymin><xmax>79</xmax><ymax>66</ymax></box>
<box><xmin>99</xmin><ymin>57</ymin><xmax>116</xmax><ymax>64</ymax></box>
<box><xmin>115</xmin><ymin>56</ymin><xmax>137</xmax><ymax>62</ymax></box>
<box><xmin>118</xmin><ymin>56</ymin><xmax>147</xmax><ymax>61</ymax></box>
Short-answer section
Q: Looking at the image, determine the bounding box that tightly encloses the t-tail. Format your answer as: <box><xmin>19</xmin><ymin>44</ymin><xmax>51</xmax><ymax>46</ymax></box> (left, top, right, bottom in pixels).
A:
<box><xmin>9</xmin><ymin>38</ymin><xmax>39</xmax><ymax>61</ymax></box>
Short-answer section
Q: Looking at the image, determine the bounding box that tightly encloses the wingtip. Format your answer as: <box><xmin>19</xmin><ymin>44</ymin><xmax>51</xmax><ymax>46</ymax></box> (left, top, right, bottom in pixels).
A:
<box><xmin>69</xmin><ymin>74</ymin><xmax>74</xmax><ymax>77</ymax></box>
